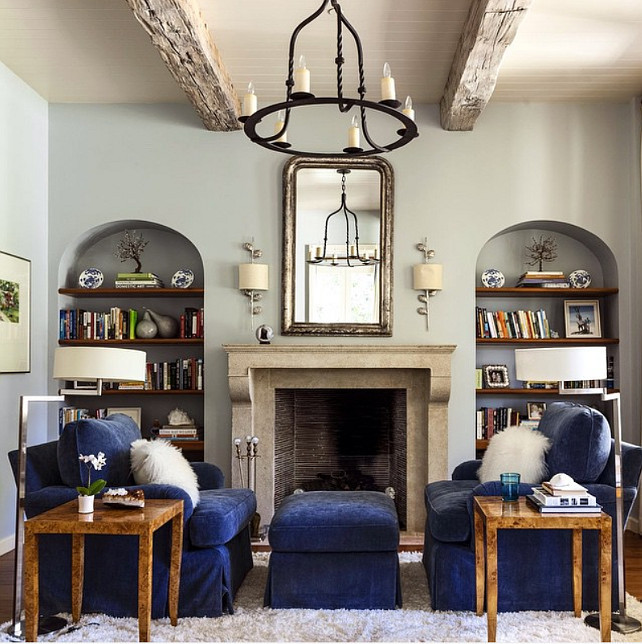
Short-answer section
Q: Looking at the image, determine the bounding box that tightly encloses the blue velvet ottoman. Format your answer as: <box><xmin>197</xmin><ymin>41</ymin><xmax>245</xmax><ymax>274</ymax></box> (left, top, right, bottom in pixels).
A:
<box><xmin>264</xmin><ymin>490</ymin><xmax>401</xmax><ymax>609</ymax></box>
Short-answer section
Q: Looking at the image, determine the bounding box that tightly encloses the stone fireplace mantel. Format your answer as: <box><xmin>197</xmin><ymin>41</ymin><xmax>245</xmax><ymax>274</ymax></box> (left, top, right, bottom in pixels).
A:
<box><xmin>223</xmin><ymin>344</ymin><xmax>456</xmax><ymax>532</ymax></box>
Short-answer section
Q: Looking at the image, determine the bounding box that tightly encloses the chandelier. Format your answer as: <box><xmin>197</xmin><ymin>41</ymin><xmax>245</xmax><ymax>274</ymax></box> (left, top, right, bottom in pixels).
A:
<box><xmin>239</xmin><ymin>0</ymin><xmax>419</xmax><ymax>157</ymax></box>
<box><xmin>306</xmin><ymin>169</ymin><xmax>379</xmax><ymax>266</ymax></box>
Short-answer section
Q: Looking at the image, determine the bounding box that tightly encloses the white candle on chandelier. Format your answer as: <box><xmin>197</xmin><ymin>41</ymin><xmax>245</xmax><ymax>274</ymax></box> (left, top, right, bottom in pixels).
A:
<box><xmin>315</xmin><ymin>245</ymin><xmax>323</xmax><ymax>258</ymax></box>
<box><xmin>294</xmin><ymin>55</ymin><xmax>310</xmax><ymax>94</ymax></box>
<box><xmin>274</xmin><ymin>110</ymin><xmax>287</xmax><ymax>143</ymax></box>
<box><xmin>348</xmin><ymin>115</ymin><xmax>360</xmax><ymax>148</ymax></box>
<box><xmin>243</xmin><ymin>82</ymin><xmax>257</xmax><ymax>117</ymax></box>
<box><xmin>374</xmin><ymin>247</ymin><xmax>379</xmax><ymax>260</ymax></box>
<box><xmin>350</xmin><ymin>244</ymin><xmax>356</xmax><ymax>257</ymax></box>
<box><xmin>402</xmin><ymin>95</ymin><xmax>415</xmax><ymax>121</ymax></box>
<box><xmin>381</xmin><ymin>62</ymin><xmax>396</xmax><ymax>101</ymax></box>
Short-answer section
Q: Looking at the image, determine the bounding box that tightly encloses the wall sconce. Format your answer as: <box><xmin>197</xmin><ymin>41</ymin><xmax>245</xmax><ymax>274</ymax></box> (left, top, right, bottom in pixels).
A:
<box><xmin>238</xmin><ymin>240</ymin><xmax>268</xmax><ymax>330</ymax></box>
<box><xmin>413</xmin><ymin>238</ymin><xmax>443</xmax><ymax>330</ymax></box>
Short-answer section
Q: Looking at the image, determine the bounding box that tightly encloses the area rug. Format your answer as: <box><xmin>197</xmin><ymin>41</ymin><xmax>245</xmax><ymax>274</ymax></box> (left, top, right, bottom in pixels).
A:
<box><xmin>3</xmin><ymin>552</ymin><xmax>642</xmax><ymax>642</ymax></box>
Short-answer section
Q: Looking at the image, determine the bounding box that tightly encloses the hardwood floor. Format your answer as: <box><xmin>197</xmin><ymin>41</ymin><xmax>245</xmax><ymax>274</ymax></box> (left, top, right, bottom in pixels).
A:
<box><xmin>0</xmin><ymin>531</ymin><xmax>640</xmax><ymax>623</ymax></box>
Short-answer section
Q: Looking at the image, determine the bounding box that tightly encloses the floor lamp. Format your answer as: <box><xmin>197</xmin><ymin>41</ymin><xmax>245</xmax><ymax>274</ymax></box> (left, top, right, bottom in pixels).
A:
<box><xmin>515</xmin><ymin>346</ymin><xmax>641</xmax><ymax>635</ymax></box>
<box><xmin>6</xmin><ymin>346</ymin><xmax>146</xmax><ymax>640</ymax></box>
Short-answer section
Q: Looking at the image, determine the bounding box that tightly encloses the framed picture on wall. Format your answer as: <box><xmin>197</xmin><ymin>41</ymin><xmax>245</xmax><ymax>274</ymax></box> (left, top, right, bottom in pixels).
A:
<box><xmin>564</xmin><ymin>300</ymin><xmax>601</xmax><ymax>338</ymax></box>
<box><xmin>0</xmin><ymin>251</ymin><xmax>30</xmax><ymax>373</ymax></box>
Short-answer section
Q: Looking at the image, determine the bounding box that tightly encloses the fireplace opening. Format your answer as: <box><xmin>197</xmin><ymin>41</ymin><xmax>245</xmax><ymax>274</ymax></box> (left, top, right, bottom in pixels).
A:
<box><xmin>274</xmin><ymin>388</ymin><xmax>407</xmax><ymax>529</ymax></box>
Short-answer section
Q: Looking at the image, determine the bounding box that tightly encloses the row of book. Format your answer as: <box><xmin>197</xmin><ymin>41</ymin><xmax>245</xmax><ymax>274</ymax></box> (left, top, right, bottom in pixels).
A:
<box><xmin>527</xmin><ymin>480</ymin><xmax>601</xmax><ymax>514</ymax></box>
<box><xmin>59</xmin><ymin>307</ymin><xmax>204</xmax><ymax>340</ymax></box>
<box><xmin>476</xmin><ymin>307</ymin><xmax>550</xmax><ymax>339</ymax></box>
<box><xmin>58</xmin><ymin>407</ymin><xmax>109</xmax><ymax>433</ymax></box>
<box><xmin>516</xmin><ymin>270</ymin><xmax>570</xmax><ymax>288</ymax></box>
<box><xmin>476</xmin><ymin>408</ymin><xmax>539</xmax><ymax>439</ymax></box>
<box><xmin>153</xmin><ymin>425</ymin><xmax>201</xmax><ymax>440</ymax></box>
<box><xmin>105</xmin><ymin>357</ymin><xmax>204</xmax><ymax>391</ymax></box>
<box><xmin>115</xmin><ymin>272</ymin><xmax>164</xmax><ymax>288</ymax></box>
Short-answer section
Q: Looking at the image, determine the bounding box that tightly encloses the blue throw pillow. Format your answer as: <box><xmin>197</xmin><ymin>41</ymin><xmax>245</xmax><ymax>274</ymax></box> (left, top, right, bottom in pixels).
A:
<box><xmin>58</xmin><ymin>414</ymin><xmax>142</xmax><ymax>488</ymax></box>
<box><xmin>537</xmin><ymin>402</ymin><xmax>611</xmax><ymax>482</ymax></box>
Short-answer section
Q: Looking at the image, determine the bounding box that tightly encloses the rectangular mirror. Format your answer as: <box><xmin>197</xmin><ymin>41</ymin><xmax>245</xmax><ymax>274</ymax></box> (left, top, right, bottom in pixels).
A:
<box><xmin>282</xmin><ymin>156</ymin><xmax>393</xmax><ymax>336</ymax></box>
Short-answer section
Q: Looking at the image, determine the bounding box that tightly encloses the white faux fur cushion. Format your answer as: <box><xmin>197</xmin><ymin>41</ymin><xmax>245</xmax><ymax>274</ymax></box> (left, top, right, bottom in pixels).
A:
<box><xmin>130</xmin><ymin>439</ymin><xmax>200</xmax><ymax>507</ymax></box>
<box><xmin>478</xmin><ymin>425</ymin><xmax>550</xmax><ymax>484</ymax></box>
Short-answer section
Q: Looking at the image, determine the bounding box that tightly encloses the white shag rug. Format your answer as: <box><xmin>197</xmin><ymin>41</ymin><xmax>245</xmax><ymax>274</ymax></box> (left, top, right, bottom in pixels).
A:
<box><xmin>3</xmin><ymin>552</ymin><xmax>642</xmax><ymax>643</ymax></box>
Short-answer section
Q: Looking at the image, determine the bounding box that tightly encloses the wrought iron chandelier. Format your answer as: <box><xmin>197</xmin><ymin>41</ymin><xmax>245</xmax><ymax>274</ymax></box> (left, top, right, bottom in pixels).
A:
<box><xmin>306</xmin><ymin>169</ymin><xmax>379</xmax><ymax>266</ymax></box>
<box><xmin>239</xmin><ymin>0</ymin><xmax>419</xmax><ymax>158</ymax></box>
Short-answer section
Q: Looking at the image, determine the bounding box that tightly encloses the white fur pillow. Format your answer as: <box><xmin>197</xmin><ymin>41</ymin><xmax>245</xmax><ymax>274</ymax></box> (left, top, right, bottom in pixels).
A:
<box><xmin>130</xmin><ymin>439</ymin><xmax>200</xmax><ymax>507</ymax></box>
<box><xmin>478</xmin><ymin>425</ymin><xmax>550</xmax><ymax>484</ymax></box>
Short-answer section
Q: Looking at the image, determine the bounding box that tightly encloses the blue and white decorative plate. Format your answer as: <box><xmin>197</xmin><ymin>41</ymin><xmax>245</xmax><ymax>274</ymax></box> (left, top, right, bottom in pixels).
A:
<box><xmin>569</xmin><ymin>269</ymin><xmax>591</xmax><ymax>289</ymax></box>
<box><xmin>171</xmin><ymin>269</ymin><xmax>194</xmax><ymax>289</ymax></box>
<box><xmin>481</xmin><ymin>269</ymin><xmax>505</xmax><ymax>288</ymax></box>
<box><xmin>78</xmin><ymin>268</ymin><xmax>104</xmax><ymax>289</ymax></box>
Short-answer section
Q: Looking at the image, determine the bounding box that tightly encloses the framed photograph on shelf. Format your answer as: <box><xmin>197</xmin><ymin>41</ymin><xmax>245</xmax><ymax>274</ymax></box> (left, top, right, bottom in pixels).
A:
<box><xmin>107</xmin><ymin>407</ymin><xmax>142</xmax><ymax>427</ymax></box>
<box><xmin>0</xmin><ymin>251</ymin><xmax>30</xmax><ymax>373</ymax></box>
<box><xmin>475</xmin><ymin>368</ymin><xmax>483</xmax><ymax>389</ymax></box>
<box><xmin>564</xmin><ymin>300</ymin><xmax>601</xmax><ymax>338</ymax></box>
<box><xmin>527</xmin><ymin>402</ymin><xmax>547</xmax><ymax>420</ymax></box>
<box><xmin>483</xmin><ymin>364</ymin><xmax>510</xmax><ymax>388</ymax></box>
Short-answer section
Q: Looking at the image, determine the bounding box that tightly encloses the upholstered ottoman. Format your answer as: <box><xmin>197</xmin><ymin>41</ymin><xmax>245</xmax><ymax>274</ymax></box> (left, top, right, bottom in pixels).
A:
<box><xmin>264</xmin><ymin>490</ymin><xmax>401</xmax><ymax>609</ymax></box>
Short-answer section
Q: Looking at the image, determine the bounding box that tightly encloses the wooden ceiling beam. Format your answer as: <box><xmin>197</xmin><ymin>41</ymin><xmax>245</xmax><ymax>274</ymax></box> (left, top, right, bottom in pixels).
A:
<box><xmin>440</xmin><ymin>0</ymin><xmax>532</xmax><ymax>131</ymax></box>
<box><xmin>125</xmin><ymin>0</ymin><xmax>240</xmax><ymax>131</ymax></box>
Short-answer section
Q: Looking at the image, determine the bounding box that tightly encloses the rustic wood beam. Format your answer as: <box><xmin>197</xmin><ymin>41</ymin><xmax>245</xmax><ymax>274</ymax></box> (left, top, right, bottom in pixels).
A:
<box><xmin>440</xmin><ymin>0</ymin><xmax>531</xmax><ymax>131</ymax></box>
<box><xmin>125</xmin><ymin>0</ymin><xmax>240</xmax><ymax>131</ymax></box>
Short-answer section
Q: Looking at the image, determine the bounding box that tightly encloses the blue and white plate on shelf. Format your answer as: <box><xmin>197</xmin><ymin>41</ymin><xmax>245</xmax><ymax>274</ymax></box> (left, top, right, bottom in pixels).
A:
<box><xmin>481</xmin><ymin>269</ymin><xmax>505</xmax><ymax>288</ymax></box>
<box><xmin>569</xmin><ymin>269</ymin><xmax>591</xmax><ymax>289</ymax></box>
<box><xmin>78</xmin><ymin>268</ymin><xmax>104</xmax><ymax>289</ymax></box>
<box><xmin>171</xmin><ymin>269</ymin><xmax>194</xmax><ymax>289</ymax></box>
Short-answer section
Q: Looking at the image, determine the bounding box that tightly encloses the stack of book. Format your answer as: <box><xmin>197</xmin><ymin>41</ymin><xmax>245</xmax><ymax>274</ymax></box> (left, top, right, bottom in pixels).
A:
<box><xmin>157</xmin><ymin>425</ymin><xmax>200</xmax><ymax>441</ymax></box>
<box><xmin>526</xmin><ymin>480</ymin><xmax>601</xmax><ymax>513</ymax></box>
<box><xmin>115</xmin><ymin>272</ymin><xmax>164</xmax><ymax>288</ymax></box>
<box><xmin>516</xmin><ymin>271</ymin><xmax>570</xmax><ymax>288</ymax></box>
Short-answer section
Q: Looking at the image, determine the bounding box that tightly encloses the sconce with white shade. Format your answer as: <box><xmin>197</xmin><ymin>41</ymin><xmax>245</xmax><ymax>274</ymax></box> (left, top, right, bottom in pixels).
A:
<box><xmin>413</xmin><ymin>238</ymin><xmax>443</xmax><ymax>330</ymax></box>
<box><xmin>515</xmin><ymin>346</ymin><xmax>640</xmax><ymax>635</ymax></box>
<box><xmin>238</xmin><ymin>241</ymin><xmax>268</xmax><ymax>331</ymax></box>
<box><xmin>7</xmin><ymin>346</ymin><xmax>146</xmax><ymax>640</ymax></box>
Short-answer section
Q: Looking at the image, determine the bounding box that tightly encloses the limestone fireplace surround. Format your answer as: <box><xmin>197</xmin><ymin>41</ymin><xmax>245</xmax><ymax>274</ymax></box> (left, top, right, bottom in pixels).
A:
<box><xmin>224</xmin><ymin>344</ymin><xmax>455</xmax><ymax>533</ymax></box>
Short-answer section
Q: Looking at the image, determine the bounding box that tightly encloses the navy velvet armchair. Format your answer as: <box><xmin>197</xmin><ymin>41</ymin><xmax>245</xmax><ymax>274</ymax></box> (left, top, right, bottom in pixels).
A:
<box><xmin>423</xmin><ymin>402</ymin><xmax>642</xmax><ymax>612</ymax></box>
<box><xmin>8</xmin><ymin>413</ymin><xmax>256</xmax><ymax>619</ymax></box>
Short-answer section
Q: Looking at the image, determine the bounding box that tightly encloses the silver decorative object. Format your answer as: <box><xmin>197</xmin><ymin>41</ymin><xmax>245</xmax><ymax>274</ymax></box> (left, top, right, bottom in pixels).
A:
<box><xmin>135</xmin><ymin>310</ymin><xmax>158</xmax><ymax>339</ymax></box>
<box><xmin>147</xmin><ymin>309</ymin><xmax>179</xmax><ymax>338</ymax></box>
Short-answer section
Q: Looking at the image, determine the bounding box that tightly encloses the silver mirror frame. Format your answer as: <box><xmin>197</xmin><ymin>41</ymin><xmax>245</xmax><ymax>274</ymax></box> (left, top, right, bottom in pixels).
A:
<box><xmin>281</xmin><ymin>155</ymin><xmax>393</xmax><ymax>336</ymax></box>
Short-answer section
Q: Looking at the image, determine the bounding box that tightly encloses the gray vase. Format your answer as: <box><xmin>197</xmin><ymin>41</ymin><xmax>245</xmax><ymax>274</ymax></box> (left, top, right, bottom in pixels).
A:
<box><xmin>135</xmin><ymin>310</ymin><xmax>158</xmax><ymax>339</ymax></box>
<box><xmin>147</xmin><ymin>308</ymin><xmax>179</xmax><ymax>338</ymax></box>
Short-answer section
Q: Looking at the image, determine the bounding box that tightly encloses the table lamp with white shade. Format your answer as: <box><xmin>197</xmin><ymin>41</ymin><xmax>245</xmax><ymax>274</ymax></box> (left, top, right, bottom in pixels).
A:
<box><xmin>7</xmin><ymin>346</ymin><xmax>146</xmax><ymax>640</ymax></box>
<box><xmin>514</xmin><ymin>346</ymin><xmax>640</xmax><ymax>634</ymax></box>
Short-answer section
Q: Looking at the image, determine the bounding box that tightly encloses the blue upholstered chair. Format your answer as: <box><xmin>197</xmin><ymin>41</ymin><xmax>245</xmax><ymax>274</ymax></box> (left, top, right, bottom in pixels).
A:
<box><xmin>8</xmin><ymin>413</ymin><xmax>257</xmax><ymax>619</ymax></box>
<box><xmin>423</xmin><ymin>402</ymin><xmax>642</xmax><ymax>612</ymax></box>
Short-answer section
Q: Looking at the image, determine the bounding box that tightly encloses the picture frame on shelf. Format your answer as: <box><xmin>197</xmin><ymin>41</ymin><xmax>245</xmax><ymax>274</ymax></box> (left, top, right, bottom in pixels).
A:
<box><xmin>107</xmin><ymin>407</ymin><xmax>142</xmax><ymax>427</ymax></box>
<box><xmin>475</xmin><ymin>368</ymin><xmax>483</xmax><ymax>389</ymax></box>
<box><xmin>0</xmin><ymin>251</ymin><xmax>30</xmax><ymax>373</ymax></box>
<box><xmin>564</xmin><ymin>300</ymin><xmax>601</xmax><ymax>338</ymax></box>
<box><xmin>527</xmin><ymin>402</ymin><xmax>547</xmax><ymax>420</ymax></box>
<box><xmin>483</xmin><ymin>364</ymin><xmax>510</xmax><ymax>388</ymax></box>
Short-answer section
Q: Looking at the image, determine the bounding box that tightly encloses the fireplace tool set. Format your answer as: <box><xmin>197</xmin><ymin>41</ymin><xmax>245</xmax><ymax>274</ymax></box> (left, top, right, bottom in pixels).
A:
<box><xmin>234</xmin><ymin>436</ymin><xmax>263</xmax><ymax>540</ymax></box>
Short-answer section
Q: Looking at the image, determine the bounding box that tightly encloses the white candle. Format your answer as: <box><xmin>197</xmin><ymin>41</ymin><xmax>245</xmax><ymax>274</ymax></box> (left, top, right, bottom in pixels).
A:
<box><xmin>315</xmin><ymin>246</ymin><xmax>322</xmax><ymax>258</ymax></box>
<box><xmin>332</xmin><ymin>253</ymin><xmax>337</xmax><ymax>263</ymax></box>
<box><xmin>307</xmin><ymin>248</ymin><xmax>313</xmax><ymax>261</ymax></box>
<box><xmin>243</xmin><ymin>82</ymin><xmax>257</xmax><ymax>117</ymax></box>
<box><xmin>374</xmin><ymin>247</ymin><xmax>379</xmax><ymax>260</ymax></box>
<box><xmin>381</xmin><ymin>62</ymin><xmax>396</xmax><ymax>102</ymax></box>
<box><xmin>402</xmin><ymin>95</ymin><xmax>415</xmax><ymax>121</ymax></box>
<box><xmin>350</xmin><ymin>244</ymin><xmax>356</xmax><ymax>257</ymax></box>
<box><xmin>274</xmin><ymin>110</ymin><xmax>287</xmax><ymax>143</ymax></box>
<box><xmin>348</xmin><ymin>115</ymin><xmax>360</xmax><ymax>148</ymax></box>
<box><xmin>294</xmin><ymin>55</ymin><xmax>310</xmax><ymax>94</ymax></box>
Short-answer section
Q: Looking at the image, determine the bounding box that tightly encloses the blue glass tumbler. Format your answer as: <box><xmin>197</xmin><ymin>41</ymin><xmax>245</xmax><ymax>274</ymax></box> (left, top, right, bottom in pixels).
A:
<box><xmin>500</xmin><ymin>472</ymin><xmax>520</xmax><ymax>502</ymax></box>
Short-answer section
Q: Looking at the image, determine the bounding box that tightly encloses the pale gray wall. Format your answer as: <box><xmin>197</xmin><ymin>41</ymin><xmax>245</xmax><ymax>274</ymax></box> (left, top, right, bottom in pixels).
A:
<box><xmin>0</xmin><ymin>62</ymin><xmax>48</xmax><ymax>552</ymax></box>
<box><xmin>47</xmin><ymin>101</ymin><xmax>641</xmax><ymax>496</ymax></box>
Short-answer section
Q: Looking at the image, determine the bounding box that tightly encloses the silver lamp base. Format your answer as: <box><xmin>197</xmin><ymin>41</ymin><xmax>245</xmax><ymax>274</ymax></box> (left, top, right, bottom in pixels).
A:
<box><xmin>585</xmin><ymin>612</ymin><xmax>642</xmax><ymax>634</ymax></box>
<box><xmin>5</xmin><ymin>615</ymin><xmax>68</xmax><ymax>639</ymax></box>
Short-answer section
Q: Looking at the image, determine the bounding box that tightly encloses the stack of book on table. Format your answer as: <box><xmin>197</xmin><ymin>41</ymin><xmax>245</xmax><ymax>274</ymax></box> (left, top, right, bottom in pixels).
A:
<box><xmin>516</xmin><ymin>271</ymin><xmax>570</xmax><ymax>288</ymax></box>
<box><xmin>157</xmin><ymin>425</ymin><xmax>200</xmax><ymax>441</ymax></box>
<box><xmin>115</xmin><ymin>272</ymin><xmax>164</xmax><ymax>288</ymax></box>
<box><xmin>526</xmin><ymin>479</ymin><xmax>601</xmax><ymax>513</ymax></box>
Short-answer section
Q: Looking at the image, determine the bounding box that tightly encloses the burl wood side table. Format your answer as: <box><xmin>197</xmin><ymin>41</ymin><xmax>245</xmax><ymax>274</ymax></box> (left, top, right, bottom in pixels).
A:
<box><xmin>473</xmin><ymin>496</ymin><xmax>612</xmax><ymax>642</ymax></box>
<box><xmin>23</xmin><ymin>498</ymin><xmax>183</xmax><ymax>642</ymax></box>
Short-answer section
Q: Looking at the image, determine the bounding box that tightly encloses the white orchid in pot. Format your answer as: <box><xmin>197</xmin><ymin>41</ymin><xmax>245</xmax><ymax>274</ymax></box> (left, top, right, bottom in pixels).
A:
<box><xmin>77</xmin><ymin>452</ymin><xmax>107</xmax><ymax>513</ymax></box>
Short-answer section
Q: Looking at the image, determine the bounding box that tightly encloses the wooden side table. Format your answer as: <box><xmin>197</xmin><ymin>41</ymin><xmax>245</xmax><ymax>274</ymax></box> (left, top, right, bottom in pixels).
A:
<box><xmin>473</xmin><ymin>496</ymin><xmax>612</xmax><ymax>642</ymax></box>
<box><xmin>23</xmin><ymin>498</ymin><xmax>183</xmax><ymax>642</ymax></box>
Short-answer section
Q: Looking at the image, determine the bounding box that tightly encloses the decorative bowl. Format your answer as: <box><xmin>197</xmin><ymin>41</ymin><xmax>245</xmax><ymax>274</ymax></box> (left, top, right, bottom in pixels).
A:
<box><xmin>481</xmin><ymin>269</ymin><xmax>505</xmax><ymax>288</ymax></box>
<box><xmin>569</xmin><ymin>269</ymin><xmax>591</xmax><ymax>288</ymax></box>
<box><xmin>171</xmin><ymin>269</ymin><xmax>194</xmax><ymax>289</ymax></box>
<box><xmin>78</xmin><ymin>268</ymin><xmax>104</xmax><ymax>289</ymax></box>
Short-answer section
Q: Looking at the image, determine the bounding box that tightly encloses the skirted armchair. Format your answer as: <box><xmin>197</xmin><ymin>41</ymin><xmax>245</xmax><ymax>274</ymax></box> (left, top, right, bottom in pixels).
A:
<box><xmin>8</xmin><ymin>413</ymin><xmax>256</xmax><ymax>618</ymax></box>
<box><xmin>423</xmin><ymin>402</ymin><xmax>642</xmax><ymax>612</ymax></box>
